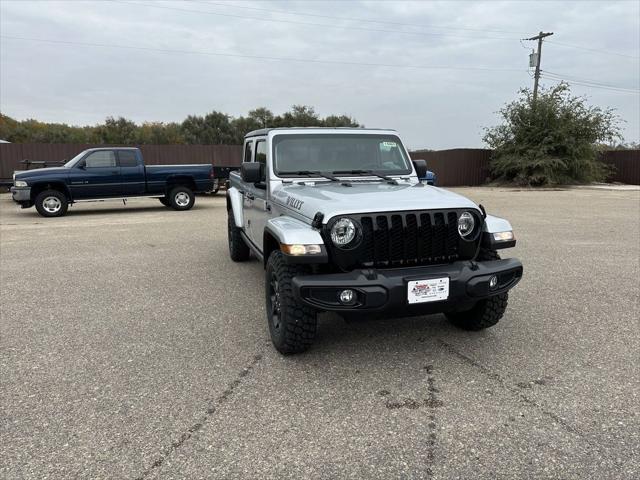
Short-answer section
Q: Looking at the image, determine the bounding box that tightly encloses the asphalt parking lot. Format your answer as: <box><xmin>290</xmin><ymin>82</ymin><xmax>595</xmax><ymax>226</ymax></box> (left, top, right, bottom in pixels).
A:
<box><xmin>1</xmin><ymin>188</ymin><xmax>638</xmax><ymax>479</ymax></box>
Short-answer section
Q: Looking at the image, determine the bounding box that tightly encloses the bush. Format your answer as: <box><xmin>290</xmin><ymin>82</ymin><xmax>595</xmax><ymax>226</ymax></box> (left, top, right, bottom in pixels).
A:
<box><xmin>483</xmin><ymin>83</ymin><xmax>622</xmax><ymax>186</ymax></box>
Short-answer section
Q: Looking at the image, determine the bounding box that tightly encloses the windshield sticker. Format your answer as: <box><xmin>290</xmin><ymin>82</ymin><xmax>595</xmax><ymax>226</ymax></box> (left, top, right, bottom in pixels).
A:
<box><xmin>382</xmin><ymin>141</ymin><xmax>397</xmax><ymax>147</ymax></box>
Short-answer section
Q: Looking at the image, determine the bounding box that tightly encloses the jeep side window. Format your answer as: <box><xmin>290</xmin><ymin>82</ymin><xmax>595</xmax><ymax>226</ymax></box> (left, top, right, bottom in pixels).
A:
<box><xmin>84</xmin><ymin>151</ymin><xmax>116</xmax><ymax>168</ymax></box>
<box><xmin>255</xmin><ymin>140</ymin><xmax>267</xmax><ymax>182</ymax></box>
<box><xmin>244</xmin><ymin>141</ymin><xmax>254</xmax><ymax>163</ymax></box>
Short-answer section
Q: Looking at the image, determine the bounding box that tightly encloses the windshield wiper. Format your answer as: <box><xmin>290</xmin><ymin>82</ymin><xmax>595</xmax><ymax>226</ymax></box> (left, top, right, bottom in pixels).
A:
<box><xmin>279</xmin><ymin>170</ymin><xmax>350</xmax><ymax>185</ymax></box>
<box><xmin>332</xmin><ymin>169</ymin><xmax>399</xmax><ymax>185</ymax></box>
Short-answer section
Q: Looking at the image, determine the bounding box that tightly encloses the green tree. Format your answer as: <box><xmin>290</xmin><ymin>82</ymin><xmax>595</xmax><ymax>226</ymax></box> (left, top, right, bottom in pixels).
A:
<box><xmin>484</xmin><ymin>83</ymin><xmax>622</xmax><ymax>186</ymax></box>
<box><xmin>95</xmin><ymin>117</ymin><xmax>138</xmax><ymax>144</ymax></box>
<box><xmin>248</xmin><ymin>107</ymin><xmax>274</xmax><ymax>128</ymax></box>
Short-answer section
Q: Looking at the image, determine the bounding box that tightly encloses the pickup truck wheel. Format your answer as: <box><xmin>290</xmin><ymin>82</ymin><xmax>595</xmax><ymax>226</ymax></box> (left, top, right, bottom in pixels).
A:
<box><xmin>34</xmin><ymin>190</ymin><xmax>68</xmax><ymax>217</ymax></box>
<box><xmin>266</xmin><ymin>251</ymin><xmax>318</xmax><ymax>354</ymax></box>
<box><xmin>158</xmin><ymin>197</ymin><xmax>170</xmax><ymax>207</ymax></box>
<box><xmin>445</xmin><ymin>249</ymin><xmax>508</xmax><ymax>330</ymax></box>
<box><xmin>169</xmin><ymin>186</ymin><xmax>195</xmax><ymax>210</ymax></box>
<box><xmin>227</xmin><ymin>209</ymin><xmax>250</xmax><ymax>261</ymax></box>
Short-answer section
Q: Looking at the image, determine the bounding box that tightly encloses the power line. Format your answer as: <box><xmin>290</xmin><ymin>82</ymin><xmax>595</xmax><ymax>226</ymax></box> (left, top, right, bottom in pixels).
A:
<box><xmin>116</xmin><ymin>1</ymin><xmax>518</xmax><ymax>42</ymax></box>
<box><xmin>543</xmin><ymin>70</ymin><xmax>640</xmax><ymax>91</ymax></box>
<box><xmin>192</xmin><ymin>0</ymin><xmax>527</xmax><ymax>35</ymax></box>
<box><xmin>541</xmin><ymin>72</ymin><xmax>640</xmax><ymax>94</ymax></box>
<box><xmin>546</xmin><ymin>40</ymin><xmax>639</xmax><ymax>60</ymax></box>
<box><xmin>0</xmin><ymin>35</ymin><xmax>526</xmax><ymax>72</ymax></box>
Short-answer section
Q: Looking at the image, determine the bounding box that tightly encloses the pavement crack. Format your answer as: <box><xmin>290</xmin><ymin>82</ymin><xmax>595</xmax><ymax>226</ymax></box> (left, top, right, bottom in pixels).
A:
<box><xmin>134</xmin><ymin>353</ymin><xmax>263</xmax><ymax>480</ymax></box>
<box><xmin>424</xmin><ymin>363</ymin><xmax>439</xmax><ymax>479</ymax></box>
<box><xmin>438</xmin><ymin>340</ymin><xmax>584</xmax><ymax>436</ymax></box>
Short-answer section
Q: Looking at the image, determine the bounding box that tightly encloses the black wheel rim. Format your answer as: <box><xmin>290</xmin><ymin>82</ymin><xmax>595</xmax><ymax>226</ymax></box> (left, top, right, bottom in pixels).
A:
<box><xmin>268</xmin><ymin>274</ymin><xmax>281</xmax><ymax>330</ymax></box>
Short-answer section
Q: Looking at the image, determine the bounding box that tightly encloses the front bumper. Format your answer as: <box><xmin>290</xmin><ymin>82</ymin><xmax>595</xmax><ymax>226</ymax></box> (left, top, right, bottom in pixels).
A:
<box><xmin>10</xmin><ymin>186</ymin><xmax>31</xmax><ymax>203</ymax></box>
<box><xmin>292</xmin><ymin>258</ymin><xmax>523</xmax><ymax>314</ymax></box>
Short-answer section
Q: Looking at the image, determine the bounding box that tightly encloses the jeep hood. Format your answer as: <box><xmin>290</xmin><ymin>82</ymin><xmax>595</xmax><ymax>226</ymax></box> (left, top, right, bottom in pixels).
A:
<box><xmin>271</xmin><ymin>181</ymin><xmax>479</xmax><ymax>221</ymax></box>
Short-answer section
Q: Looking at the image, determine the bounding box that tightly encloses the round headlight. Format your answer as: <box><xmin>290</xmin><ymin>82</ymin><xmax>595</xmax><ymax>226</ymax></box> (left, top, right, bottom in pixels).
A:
<box><xmin>458</xmin><ymin>212</ymin><xmax>475</xmax><ymax>237</ymax></box>
<box><xmin>330</xmin><ymin>218</ymin><xmax>358</xmax><ymax>248</ymax></box>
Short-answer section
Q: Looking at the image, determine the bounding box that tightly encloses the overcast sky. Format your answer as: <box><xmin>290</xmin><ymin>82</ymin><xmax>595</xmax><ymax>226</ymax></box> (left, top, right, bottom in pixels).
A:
<box><xmin>1</xmin><ymin>0</ymin><xmax>638</xmax><ymax>149</ymax></box>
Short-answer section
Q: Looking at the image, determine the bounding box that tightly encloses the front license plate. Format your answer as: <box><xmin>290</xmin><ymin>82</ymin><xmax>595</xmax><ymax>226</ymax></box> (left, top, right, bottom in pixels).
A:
<box><xmin>407</xmin><ymin>277</ymin><xmax>449</xmax><ymax>304</ymax></box>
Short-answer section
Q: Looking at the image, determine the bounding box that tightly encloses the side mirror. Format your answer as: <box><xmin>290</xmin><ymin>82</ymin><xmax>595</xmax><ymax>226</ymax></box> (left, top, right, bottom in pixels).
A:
<box><xmin>78</xmin><ymin>163</ymin><xmax>86</xmax><ymax>170</ymax></box>
<box><xmin>412</xmin><ymin>159</ymin><xmax>427</xmax><ymax>180</ymax></box>
<box><xmin>241</xmin><ymin>162</ymin><xmax>261</xmax><ymax>184</ymax></box>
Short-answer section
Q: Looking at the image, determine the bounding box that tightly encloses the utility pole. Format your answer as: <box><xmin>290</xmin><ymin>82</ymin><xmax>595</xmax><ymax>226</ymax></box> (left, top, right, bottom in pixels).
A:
<box><xmin>526</xmin><ymin>31</ymin><xmax>554</xmax><ymax>102</ymax></box>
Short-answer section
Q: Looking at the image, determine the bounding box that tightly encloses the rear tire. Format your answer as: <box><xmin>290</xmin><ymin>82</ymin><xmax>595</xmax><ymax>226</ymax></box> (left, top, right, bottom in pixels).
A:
<box><xmin>445</xmin><ymin>249</ymin><xmax>508</xmax><ymax>331</ymax></box>
<box><xmin>34</xmin><ymin>190</ymin><xmax>68</xmax><ymax>217</ymax></box>
<box><xmin>168</xmin><ymin>186</ymin><xmax>195</xmax><ymax>210</ymax></box>
<box><xmin>266</xmin><ymin>251</ymin><xmax>318</xmax><ymax>354</ymax></box>
<box><xmin>227</xmin><ymin>209</ymin><xmax>250</xmax><ymax>261</ymax></box>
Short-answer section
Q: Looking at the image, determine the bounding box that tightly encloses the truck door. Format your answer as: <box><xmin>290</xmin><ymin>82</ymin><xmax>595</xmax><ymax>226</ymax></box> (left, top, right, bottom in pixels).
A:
<box><xmin>244</xmin><ymin>138</ymin><xmax>270</xmax><ymax>252</ymax></box>
<box><xmin>68</xmin><ymin>150</ymin><xmax>121</xmax><ymax>198</ymax></box>
<box><xmin>118</xmin><ymin>150</ymin><xmax>145</xmax><ymax>196</ymax></box>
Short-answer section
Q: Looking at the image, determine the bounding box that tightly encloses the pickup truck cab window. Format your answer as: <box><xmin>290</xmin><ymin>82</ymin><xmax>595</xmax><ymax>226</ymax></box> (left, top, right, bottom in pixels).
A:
<box><xmin>255</xmin><ymin>140</ymin><xmax>267</xmax><ymax>182</ymax></box>
<box><xmin>84</xmin><ymin>151</ymin><xmax>116</xmax><ymax>168</ymax></box>
<box><xmin>272</xmin><ymin>133</ymin><xmax>411</xmax><ymax>177</ymax></box>
<box><xmin>118</xmin><ymin>150</ymin><xmax>138</xmax><ymax>167</ymax></box>
<box><xmin>244</xmin><ymin>141</ymin><xmax>253</xmax><ymax>163</ymax></box>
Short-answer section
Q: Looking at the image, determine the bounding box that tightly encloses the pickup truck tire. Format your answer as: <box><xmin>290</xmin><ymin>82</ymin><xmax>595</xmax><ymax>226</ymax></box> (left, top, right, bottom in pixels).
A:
<box><xmin>266</xmin><ymin>251</ymin><xmax>318</xmax><ymax>354</ymax></box>
<box><xmin>168</xmin><ymin>186</ymin><xmax>195</xmax><ymax>210</ymax></box>
<box><xmin>34</xmin><ymin>190</ymin><xmax>69</xmax><ymax>217</ymax></box>
<box><xmin>158</xmin><ymin>197</ymin><xmax>170</xmax><ymax>207</ymax></box>
<box><xmin>227</xmin><ymin>210</ymin><xmax>250</xmax><ymax>261</ymax></box>
<box><xmin>445</xmin><ymin>249</ymin><xmax>508</xmax><ymax>331</ymax></box>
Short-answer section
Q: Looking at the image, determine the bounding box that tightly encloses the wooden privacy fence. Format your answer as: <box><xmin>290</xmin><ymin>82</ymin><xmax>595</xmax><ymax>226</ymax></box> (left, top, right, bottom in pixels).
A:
<box><xmin>1</xmin><ymin>144</ymin><xmax>638</xmax><ymax>186</ymax></box>
<box><xmin>410</xmin><ymin>148</ymin><xmax>640</xmax><ymax>186</ymax></box>
<box><xmin>0</xmin><ymin>143</ymin><xmax>243</xmax><ymax>181</ymax></box>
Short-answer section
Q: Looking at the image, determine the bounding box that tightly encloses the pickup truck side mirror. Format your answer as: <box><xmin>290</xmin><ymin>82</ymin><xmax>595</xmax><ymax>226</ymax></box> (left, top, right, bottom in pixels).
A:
<box><xmin>78</xmin><ymin>163</ymin><xmax>86</xmax><ymax>170</ymax></box>
<box><xmin>241</xmin><ymin>162</ymin><xmax>262</xmax><ymax>184</ymax></box>
<box><xmin>412</xmin><ymin>159</ymin><xmax>427</xmax><ymax>180</ymax></box>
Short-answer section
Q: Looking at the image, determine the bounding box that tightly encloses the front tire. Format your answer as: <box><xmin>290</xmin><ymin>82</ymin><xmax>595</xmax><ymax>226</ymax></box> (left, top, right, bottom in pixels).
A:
<box><xmin>34</xmin><ymin>190</ymin><xmax>68</xmax><ymax>217</ymax></box>
<box><xmin>266</xmin><ymin>251</ymin><xmax>318</xmax><ymax>354</ymax></box>
<box><xmin>227</xmin><ymin>209</ymin><xmax>250</xmax><ymax>261</ymax></box>
<box><xmin>168</xmin><ymin>186</ymin><xmax>195</xmax><ymax>210</ymax></box>
<box><xmin>445</xmin><ymin>249</ymin><xmax>508</xmax><ymax>331</ymax></box>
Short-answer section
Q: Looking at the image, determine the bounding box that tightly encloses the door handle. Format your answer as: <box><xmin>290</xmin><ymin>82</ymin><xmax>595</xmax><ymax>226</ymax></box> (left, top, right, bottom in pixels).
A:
<box><xmin>246</xmin><ymin>193</ymin><xmax>255</xmax><ymax>200</ymax></box>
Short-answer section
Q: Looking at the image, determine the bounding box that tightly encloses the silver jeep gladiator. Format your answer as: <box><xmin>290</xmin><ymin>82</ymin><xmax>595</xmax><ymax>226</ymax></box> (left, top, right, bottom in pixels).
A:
<box><xmin>227</xmin><ymin>128</ymin><xmax>523</xmax><ymax>354</ymax></box>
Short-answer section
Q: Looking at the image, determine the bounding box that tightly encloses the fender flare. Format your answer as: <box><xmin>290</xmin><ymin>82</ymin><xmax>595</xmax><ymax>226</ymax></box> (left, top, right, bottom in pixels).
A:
<box><xmin>226</xmin><ymin>187</ymin><xmax>244</xmax><ymax>227</ymax></box>
<box><xmin>483</xmin><ymin>214</ymin><xmax>513</xmax><ymax>234</ymax></box>
<box><xmin>265</xmin><ymin>216</ymin><xmax>326</xmax><ymax>245</ymax></box>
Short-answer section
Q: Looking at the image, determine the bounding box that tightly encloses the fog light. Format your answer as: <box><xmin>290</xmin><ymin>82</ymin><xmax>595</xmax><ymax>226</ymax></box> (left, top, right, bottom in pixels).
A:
<box><xmin>489</xmin><ymin>276</ymin><xmax>498</xmax><ymax>289</ymax></box>
<box><xmin>339</xmin><ymin>289</ymin><xmax>355</xmax><ymax>304</ymax></box>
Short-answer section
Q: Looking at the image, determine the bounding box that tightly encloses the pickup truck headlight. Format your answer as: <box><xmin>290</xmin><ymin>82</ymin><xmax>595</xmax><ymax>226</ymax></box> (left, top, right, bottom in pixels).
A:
<box><xmin>458</xmin><ymin>211</ymin><xmax>475</xmax><ymax>238</ymax></box>
<box><xmin>330</xmin><ymin>217</ymin><xmax>360</xmax><ymax>248</ymax></box>
<box><xmin>14</xmin><ymin>180</ymin><xmax>28</xmax><ymax>187</ymax></box>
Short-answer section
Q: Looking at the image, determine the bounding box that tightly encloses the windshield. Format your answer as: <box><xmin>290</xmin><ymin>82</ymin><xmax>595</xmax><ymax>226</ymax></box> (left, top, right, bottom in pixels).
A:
<box><xmin>273</xmin><ymin>134</ymin><xmax>412</xmax><ymax>177</ymax></box>
<box><xmin>63</xmin><ymin>151</ymin><xmax>86</xmax><ymax>168</ymax></box>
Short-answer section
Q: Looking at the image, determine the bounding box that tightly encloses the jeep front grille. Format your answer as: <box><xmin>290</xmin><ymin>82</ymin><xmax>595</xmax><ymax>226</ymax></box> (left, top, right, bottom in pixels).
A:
<box><xmin>325</xmin><ymin>210</ymin><xmax>480</xmax><ymax>270</ymax></box>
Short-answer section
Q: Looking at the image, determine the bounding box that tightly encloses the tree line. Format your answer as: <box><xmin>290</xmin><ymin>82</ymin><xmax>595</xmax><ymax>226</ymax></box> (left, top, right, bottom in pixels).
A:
<box><xmin>0</xmin><ymin>105</ymin><xmax>359</xmax><ymax>145</ymax></box>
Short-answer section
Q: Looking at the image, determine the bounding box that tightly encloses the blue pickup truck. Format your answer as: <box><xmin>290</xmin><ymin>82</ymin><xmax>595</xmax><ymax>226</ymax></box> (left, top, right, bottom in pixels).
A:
<box><xmin>10</xmin><ymin>147</ymin><xmax>214</xmax><ymax>217</ymax></box>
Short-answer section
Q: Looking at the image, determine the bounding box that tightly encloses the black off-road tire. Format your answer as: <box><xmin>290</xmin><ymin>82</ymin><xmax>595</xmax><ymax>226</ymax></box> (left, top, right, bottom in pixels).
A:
<box><xmin>168</xmin><ymin>186</ymin><xmax>195</xmax><ymax>211</ymax></box>
<box><xmin>266</xmin><ymin>251</ymin><xmax>318</xmax><ymax>354</ymax></box>
<box><xmin>446</xmin><ymin>248</ymin><xmax>508</xmax><ymax>331</ymax></box>
<box><xmin>158</xmin><ymin>196</ymin><xmax>171</xmax><ymax>207</ymax></box>
<box><xmin>34</xmin><ymin>189</ymin><xmax>69</xmax><ymax>217</ymax></box>
<box><xmin>227</xmin><ymin>209</ymin><xmax>250</xmax><ymax>261</ymax></box>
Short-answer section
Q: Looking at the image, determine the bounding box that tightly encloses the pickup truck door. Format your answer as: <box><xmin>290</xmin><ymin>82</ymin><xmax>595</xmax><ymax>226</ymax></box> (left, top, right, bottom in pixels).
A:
<box><xmin>118</xmin><ymin>150</ymin><xmax>145</xmax><ymax>196</ymax></box>
<box><xmin>243</xmin><ymin>138</ymin><xmax>270</xmax><ymax>252</ymax></box>
<box><xmin>68</xmin><ymin>150</ymin><xmax>122</xmax><ymax>198</ymax></box>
